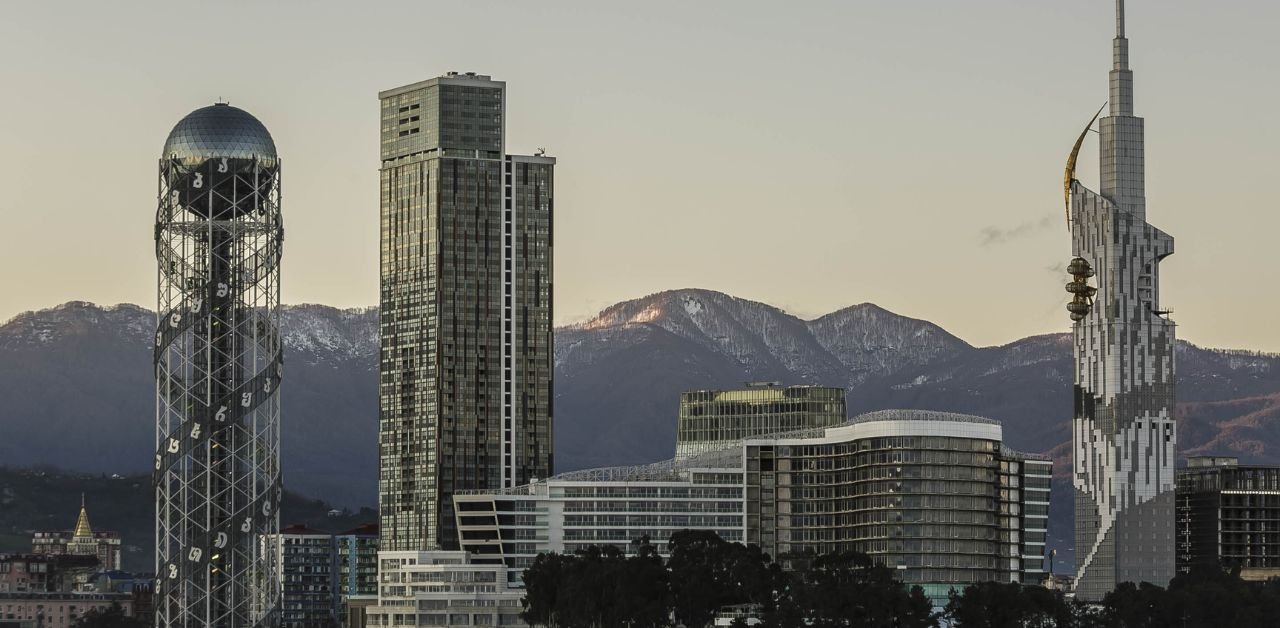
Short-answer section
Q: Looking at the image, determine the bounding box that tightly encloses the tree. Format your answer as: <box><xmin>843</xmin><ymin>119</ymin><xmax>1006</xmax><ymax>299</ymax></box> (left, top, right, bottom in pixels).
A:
<box><xmin>945</xmin><ymin>581</ymin><xmax>1078</xmax><ymax>628</ymax></box>
<box><xmin>521</xmin><ymin>551</ymin><xmax>571</xmax><ymax>627</ymax></box>
<box><xmin>776</xmin><ymin>551</ymin><xmax>935</xmax><ymax>628</ymax></box>
<box><xmin>522</xmin><ymin>539</ymin><xmax>671</xmax><ymax>628</ymax></box>
<box><xmin>667</xmin><ymin>530</ymin><xmax>781</xmax><ymax>627</ymax></box>
<box><xmin>73</xmin><ymin>603</ymin><xmax>144</xmax><ymax>628</ymax></box>
<box><xmin>615</xmin><ymin>537</ymin><xmax>671</xmax><ymax>628</ymax></box>
<box><xmin>667</xmin><ymin>530</ymin><xmax>736</xmax><ymax>627</ymax></box>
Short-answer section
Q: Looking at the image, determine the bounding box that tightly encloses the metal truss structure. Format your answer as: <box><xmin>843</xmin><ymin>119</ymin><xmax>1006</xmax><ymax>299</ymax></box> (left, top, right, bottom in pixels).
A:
<box><xmin>154</xmin><ymin>105</ymin><xmax>283</xmax><ymax>628</ymax></box>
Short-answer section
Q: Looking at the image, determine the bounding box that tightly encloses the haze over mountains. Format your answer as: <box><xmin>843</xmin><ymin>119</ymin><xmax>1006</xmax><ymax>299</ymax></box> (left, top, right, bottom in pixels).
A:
<box><xmin>4</xmin><ymin>290</ymin><xmax>1280</xmax><ymax>564</ymax></box>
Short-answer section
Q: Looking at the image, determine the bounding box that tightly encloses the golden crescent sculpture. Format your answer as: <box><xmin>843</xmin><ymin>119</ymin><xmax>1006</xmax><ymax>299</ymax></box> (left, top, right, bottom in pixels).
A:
<box><xmin>1064</xmin><ymin>103</ymin><xmax>1107</xmax><ymax>225</ymax></box>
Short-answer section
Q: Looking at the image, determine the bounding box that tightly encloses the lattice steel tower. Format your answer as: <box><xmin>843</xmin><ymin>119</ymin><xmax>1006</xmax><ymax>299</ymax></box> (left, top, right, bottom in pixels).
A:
<box><xmin>154</xmin><ymin>103</ymin><xmax>284</xmax><ymax>628</ymax></box>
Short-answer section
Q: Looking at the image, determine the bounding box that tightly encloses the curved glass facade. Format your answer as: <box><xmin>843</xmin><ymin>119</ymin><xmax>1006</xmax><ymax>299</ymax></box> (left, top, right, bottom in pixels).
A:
<box><xmin>454</xmin><ymin>410</ymin><xmax>1050</xmax><ymax>600</ymax></box>
<box><xmin>677</xmin><ymin>385</ymin><xmax>845</xmax><ymax>459</ymax></box>
<box><xmin>745</xmin><ymin>411</ymin><xmax>1050</xmax><ymax>594</ymax></box>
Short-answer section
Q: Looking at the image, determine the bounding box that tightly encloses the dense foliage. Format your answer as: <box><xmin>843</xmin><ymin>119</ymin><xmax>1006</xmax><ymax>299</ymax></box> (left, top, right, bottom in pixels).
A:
<box><xmin>72</xmin><ymin>603</ymin><xmax>145</xmax><ymax>628</ymax></box>
<box><xmin>522</xmin><ymin>533</ymin><xmax>1280</xmax><ymax>628</ymax></box>
<box><xmin>944</xmin><ymin>567</ymin><xmax>1280</xmax><ymax>628</ymax></box>
<box><xmin>520</xmin><ymin>531</ymin><xmax>933</xmax><ymax>628</ymax></box>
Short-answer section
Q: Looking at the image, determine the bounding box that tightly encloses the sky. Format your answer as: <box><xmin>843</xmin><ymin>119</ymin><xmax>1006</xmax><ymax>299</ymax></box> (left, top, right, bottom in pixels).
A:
<box><xmin>0</xmin><ymin>0</ymin><xmax>1277</xmax><ymax>352</ymax></box>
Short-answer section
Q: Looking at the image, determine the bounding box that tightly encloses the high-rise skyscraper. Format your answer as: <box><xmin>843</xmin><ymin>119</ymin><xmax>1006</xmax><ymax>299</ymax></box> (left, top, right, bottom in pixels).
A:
<box><xmin>154</xmin><ymin>103</ymin><xmax>284</xmax><ymax>626</ymax></box>
<box><xmin>378</xmin><ymin>72</ymin><xmax>554</xmax><ymax>551</ymax></box>
<box><xmin>1064</xmin><ymin>1</ymin><xmax>1177</xmax><ymax>599</ymax></box>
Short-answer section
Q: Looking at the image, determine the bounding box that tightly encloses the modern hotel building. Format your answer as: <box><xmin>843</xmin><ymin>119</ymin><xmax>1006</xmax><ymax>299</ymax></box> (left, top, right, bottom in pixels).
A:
<box><xmin>455</xmin><ymin>410</ymin><xmax>1050</xmax><ymax>598</ymax></box>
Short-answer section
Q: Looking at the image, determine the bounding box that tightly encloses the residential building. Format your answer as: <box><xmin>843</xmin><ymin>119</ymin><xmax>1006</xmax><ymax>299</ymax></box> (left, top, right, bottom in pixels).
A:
<box><xmin>335</xmin><ymin>525</ymin><xmax>380</xmax><ymax>628</ymax></box>
<box><xmin>364</xmin><ymin>551</ymin><xmax>524</xmax><ymax>628</ymax></box>
<box><xmin>336</xmin><ymin>525</ymin><xmax>380</xmax><ymax>597</ymax></box>
<box><xmin>270</xmin><ymin>523</ymin><xmax>381</xmax><ymax>628</ymax></box>
<box><xmin>1176</xmin><ymin>456</ymin><xmax>1280</xmax><ymax>581</ymax></box>
<box><xmin>342</xmin><ymin>596</ymin><xmax>377</xmax><ymax>628</ymax></box>
<box><xmin>378</xmin><ymin>72</ymin><xmax>554</xmax><ymax>553</ymax></box>
<box><xmin>0</xmin><ymin>555</ymin><xmax>100</xmax><ymax>594</ymax></box>
<box><xmin>275</xmin><ymin>525</ymin><xmax>338</xmax><ymax>628</ymax></box>
<box><xmin>30</xmin><ymin>498</ymin><xmax>120</xmax><ymax>571</ymax></box>
<box><xmin>676</xmin><ymin>384</ymin><xmax>846</xmax><ymax>459</ymax></box>
<box><xmin>1065</xmin><ymin>0</ymin><xmax>1178</xmax><ymax>599</ymax></box>
<box><xmin>456</xmin><ymin>410</ymin><xmax>1050</xmax><ymax>602</ymax></box>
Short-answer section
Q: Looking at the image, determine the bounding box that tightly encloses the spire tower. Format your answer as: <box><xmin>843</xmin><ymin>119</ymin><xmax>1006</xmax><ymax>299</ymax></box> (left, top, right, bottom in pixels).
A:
<box><xmin>73</xmin><ymin>495</ymin><xmax>93</xmax><ymax>539</ymax></box>
<box><xmin>1065</xmin><ymin>0</ymin><xmax>1177</xmax><ymax>600</ymax></box>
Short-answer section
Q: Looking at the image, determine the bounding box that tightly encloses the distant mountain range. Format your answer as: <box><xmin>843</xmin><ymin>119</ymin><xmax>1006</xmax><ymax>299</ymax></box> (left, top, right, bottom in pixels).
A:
<box><xmin>0</xmin><ymin>302</ymin><xmax>379</xmax><ymax>507</ymax></box>
<box><xmin>4</xmin><ymin>290</ymin><xmax>1280</xmax><ymax>568</ymax></box>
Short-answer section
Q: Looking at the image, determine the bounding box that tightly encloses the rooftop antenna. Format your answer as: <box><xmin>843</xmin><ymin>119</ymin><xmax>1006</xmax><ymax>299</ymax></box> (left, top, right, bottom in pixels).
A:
<box><xmin>1116</xmin><ymin>0</ymin><xmax>1126</xmax><ymax>39</ymax></box>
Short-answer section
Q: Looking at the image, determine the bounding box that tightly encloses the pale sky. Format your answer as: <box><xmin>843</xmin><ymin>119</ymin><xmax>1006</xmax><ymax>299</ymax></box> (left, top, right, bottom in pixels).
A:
<box><xmin>1</xmin><ymin>1</ymin><xmax>1277</xmax><ymax>351</ymax></box>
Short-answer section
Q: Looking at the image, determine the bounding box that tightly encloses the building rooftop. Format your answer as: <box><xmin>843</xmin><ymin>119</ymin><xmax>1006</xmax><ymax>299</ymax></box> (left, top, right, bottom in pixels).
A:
<box><xmin>337</xmin><ymin>523</ymin><xmax>379</xmax><ymax>537</ymax></box>
<box><xmin>1185</xmin><ymin>455</ymin><xmax>1242</xmax><ymax>468</ymax></box>
<box><xmin>461</xmin><ymin>409</ymin><xmax>1044</xmax><ymax>494</ymax></box>
<box><xmin>277</xmin><ymin>524</ymin><xmax>331</xmax><ymax>536</ymax></box>
<box><xmin>378</xmin><ymin>72</ymin><xmax>505</xmax><ymax>99</ymax></box>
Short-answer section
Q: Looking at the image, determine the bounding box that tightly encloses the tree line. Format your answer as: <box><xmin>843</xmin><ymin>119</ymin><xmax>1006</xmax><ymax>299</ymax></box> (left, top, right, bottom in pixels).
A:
<box><xmin>521</xmin><ymin>530</ymin><xmax>932</xmax><ymax>628</ymax></box>
<box><xmin>946</xmin><ymin>566</ymin><xmax>1280</xmax><ymax>627</ymax></box>
<box><xmin>519</xmin><ymin>531</ymin><xmax>1280</xmax><ymax>628</ymax></box>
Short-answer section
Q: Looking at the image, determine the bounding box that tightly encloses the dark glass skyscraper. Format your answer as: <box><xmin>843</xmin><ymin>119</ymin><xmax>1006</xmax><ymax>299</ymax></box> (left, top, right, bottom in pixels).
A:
<box><xmin>378</xmin><ymin>73</ymin><xmax>554</xmax><ymax>551</ymax></box>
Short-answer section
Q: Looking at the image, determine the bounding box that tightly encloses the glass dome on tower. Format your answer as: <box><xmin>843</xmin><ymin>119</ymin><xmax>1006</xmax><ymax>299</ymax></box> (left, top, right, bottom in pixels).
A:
<box><xmin>161</xmin><ymin>102</ymin><xmax>277</xmax><ymax>167</ymax></box>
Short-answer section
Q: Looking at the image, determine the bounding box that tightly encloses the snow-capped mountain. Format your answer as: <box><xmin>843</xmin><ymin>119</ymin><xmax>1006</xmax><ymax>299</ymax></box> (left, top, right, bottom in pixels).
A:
<box><xmin>0</xmin><ymin>301</ymin><xmax>378</xmax><ymax>508</ymax></box>
<box><xmin>5</xmin><ymin>290</ymin><xmax>1280</xmax><ymax>563</ymax></box>
<box><xmin>562</xmin><ymin>291</ymin><xmax>971</xmax><ymax>391</ymax></box>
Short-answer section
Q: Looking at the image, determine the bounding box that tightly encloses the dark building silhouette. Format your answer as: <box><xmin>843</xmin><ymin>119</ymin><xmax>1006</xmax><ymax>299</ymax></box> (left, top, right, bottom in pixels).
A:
<box><xmin>1177</xmin><ymin>456</ymin><xmax>1280</xmax><ymax>581</ymax></box>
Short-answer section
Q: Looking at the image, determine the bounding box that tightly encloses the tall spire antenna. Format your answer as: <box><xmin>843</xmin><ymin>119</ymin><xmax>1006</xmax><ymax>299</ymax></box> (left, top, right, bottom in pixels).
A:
<box><xmin>1110</xmin><ymin>0</ymin><xmax>1133</xmax><ymax>116</ymax></box>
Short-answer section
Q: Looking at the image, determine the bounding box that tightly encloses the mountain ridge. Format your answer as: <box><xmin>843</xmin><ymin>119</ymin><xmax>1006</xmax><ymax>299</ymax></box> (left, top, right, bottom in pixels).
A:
<box><xmin>6</xmin><ymin>290</ymin><xmax>1280</xmax><ymax>568</ymax></box>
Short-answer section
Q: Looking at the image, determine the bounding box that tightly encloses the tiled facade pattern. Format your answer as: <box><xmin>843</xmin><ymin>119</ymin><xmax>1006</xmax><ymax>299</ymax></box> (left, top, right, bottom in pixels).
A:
<box><xmin>378</xmin><ymin>73</ymin><xmax>553</xmax><ymax>553</ymax></box>
<box><xmin>1069</xmin><ymin>2</ymin><xmax>1177</xmax><ymax>599</ymax></box>
<box><xmin>676</xmin><ymin>385</ymin><xmax>846</xmax><ymax>459</ymax></box>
